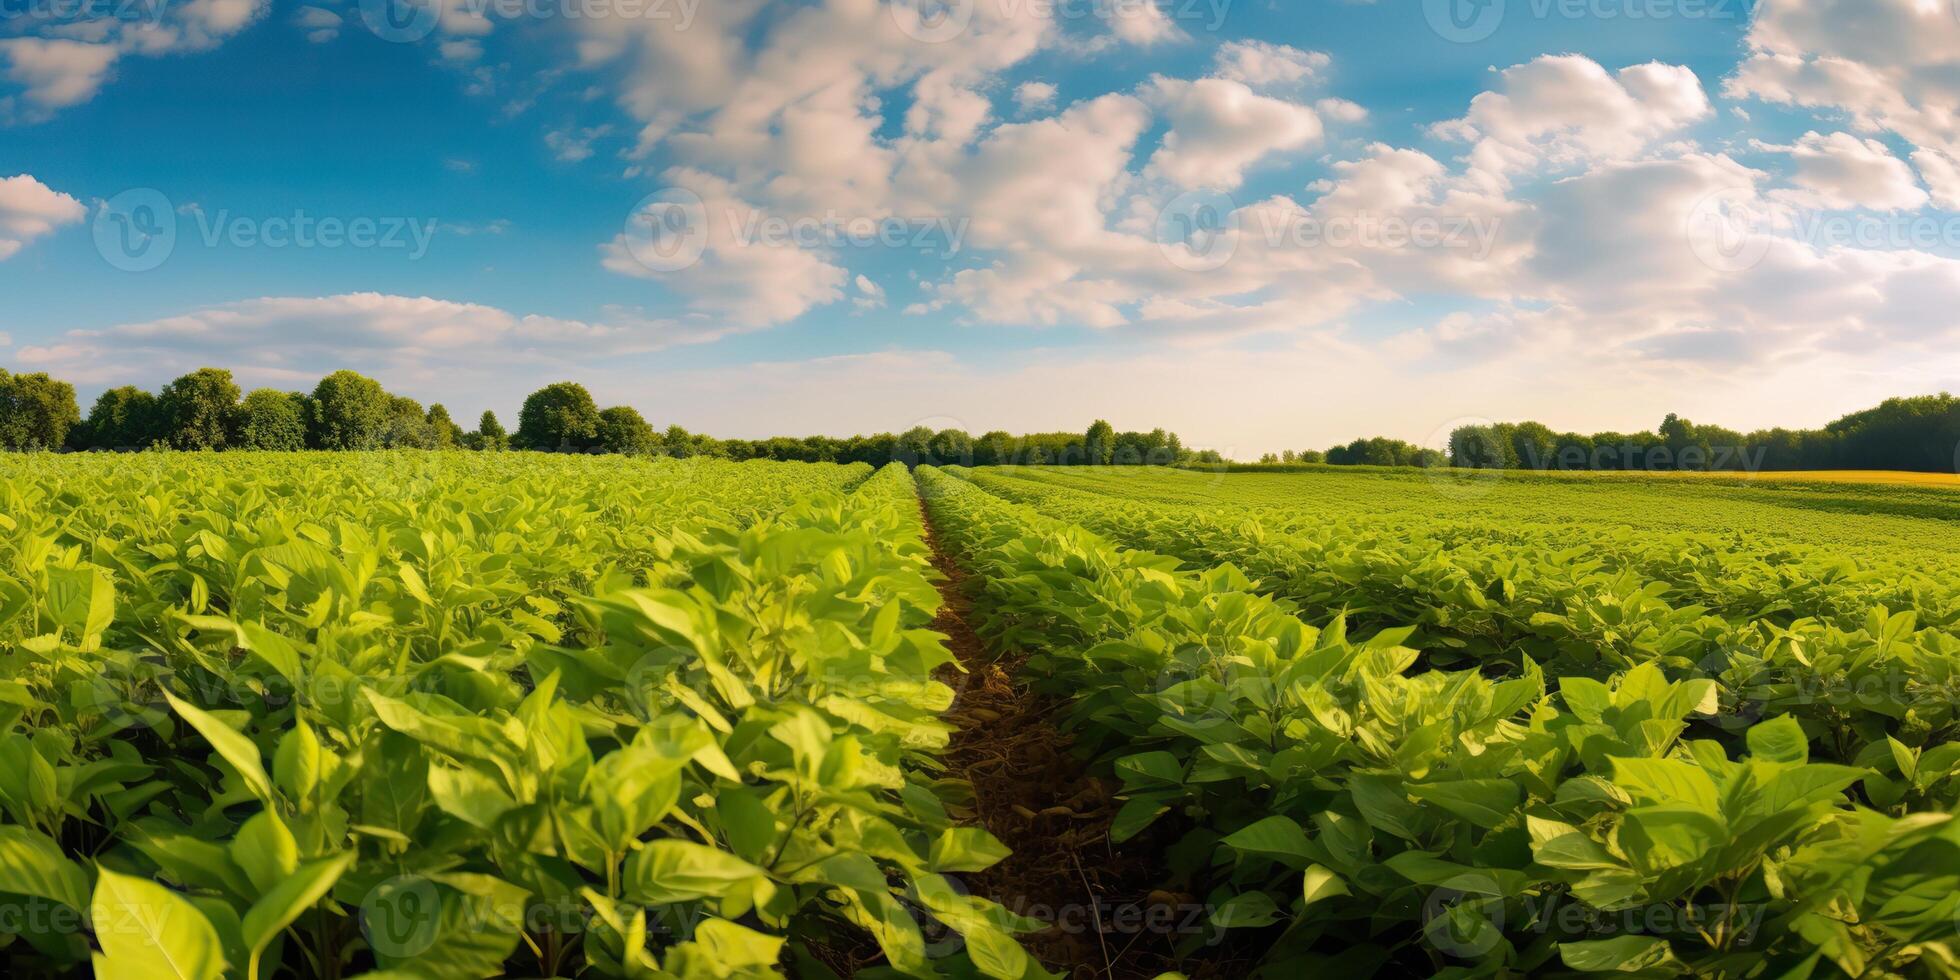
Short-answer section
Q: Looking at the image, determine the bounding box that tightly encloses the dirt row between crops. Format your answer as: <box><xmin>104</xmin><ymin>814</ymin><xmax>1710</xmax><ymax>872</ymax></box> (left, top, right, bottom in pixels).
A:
<box><xmin>914</xmin><ymin>493</ymin><xmax>1185</xmax><ymax>980</ymax></box>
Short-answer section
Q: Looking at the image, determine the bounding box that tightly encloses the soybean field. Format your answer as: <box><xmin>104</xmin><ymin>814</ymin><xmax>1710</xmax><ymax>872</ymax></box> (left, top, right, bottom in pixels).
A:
<box><xmin>2</xmin><ymin>455</ymin><xmax>1958</xmax><ymax>980</ymax></box>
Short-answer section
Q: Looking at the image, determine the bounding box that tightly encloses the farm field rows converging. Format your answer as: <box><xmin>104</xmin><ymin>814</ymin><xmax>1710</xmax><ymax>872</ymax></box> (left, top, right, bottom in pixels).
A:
<box><xmin>0</xmin><ymin>453</ymin><xmax>1037</xmax><ymax>980</ymax></box>
<box><xmin>3</xmin><ymin>455</ymin><xmax>1959</xmax><ymax>979</ymax></box>
<box><xmin>919</xmin><ymin>465</ymin><xmax>1960</xmax><ymax>978</ymax></box>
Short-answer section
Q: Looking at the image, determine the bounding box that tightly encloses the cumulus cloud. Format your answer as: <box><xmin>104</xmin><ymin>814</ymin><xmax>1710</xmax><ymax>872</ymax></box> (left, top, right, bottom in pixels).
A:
<box><xmin>0</xmin><ymin>173</ymin><xmax>86</xmax><ymax>260</ymax></box>
<box><xmin>1102</xmin><ymin>1</ymin><xmax>1183</xmax><ymax>46</ymax></box>
<box><xmin>1013</xmin><ymin>80</ymin><xmax>1057</xmax><ymax>112</ymax></box>
<box><xmin>1212</xmin><ymin>41</ymin><xmax>1327</xmax><ymax>89</ymax></box>
<box><xmin>599</xmin><ymin>169</ymin><xmax>850</xmax><ymax>326</ymax></box>
<box><xmin>0</xmin><ymin>39</ymin><xmax>120</xmax><ymax>115</ymax></box>
<box><xmin>1141</xmin><ymin>76</ymin><xmax>1323</xmax><ymax>190</ymax></box>
<box><xmin>1912</xmin><ymin>148</ymin><xmax>1960</xmax><ymax>210</ymax></box>
<box><xmin>1435</xmin><ymin>56</ymin><xmax>1711</xmax><ymax>183</ymax></box>
<box><xmin>1</xmin><ymin>0</ymin><xmax>267</xmax><ymax>121</ymax></box>
<box><xmin>1757</xmin><ymin>131</ymin><xmax>1929</xmax><ymax>211</ymax></box>
<box><xmin>1726</xmin><ymin>0</ymin><xmax>1960</xmax><ymax>161</ymax></box>
<box><xmin>14</xmin><ymin>292</ymin><xmax>745</xmax><ymax>388</ymax></box>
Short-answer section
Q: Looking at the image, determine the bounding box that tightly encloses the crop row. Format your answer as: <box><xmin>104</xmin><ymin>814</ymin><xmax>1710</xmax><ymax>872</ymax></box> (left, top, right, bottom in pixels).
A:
<box><xmin>918</xmin><ymin>466</ymin><xmax>1960</xmax><ymax>978</ymax></box>
<box><xmin>954</xmin><ymin>468</ymin><xmax>1960</xmax><ymax>779</ymax></box>
<box><xmin>0</xmin><ymin>455</ymin><xmax>1041</xmax><ymax>979</ymax></box>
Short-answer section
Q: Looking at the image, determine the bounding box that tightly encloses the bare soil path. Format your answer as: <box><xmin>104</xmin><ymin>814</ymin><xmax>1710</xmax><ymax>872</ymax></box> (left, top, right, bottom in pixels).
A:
<box><xmin>915</xmin><ymin>488</ymin><xmax>1178</xmax><ymax>980</ymax></box>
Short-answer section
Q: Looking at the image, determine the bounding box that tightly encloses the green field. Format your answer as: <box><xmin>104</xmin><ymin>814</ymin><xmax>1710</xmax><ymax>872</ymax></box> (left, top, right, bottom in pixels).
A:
<box><xmin>2</xmin><ymin>456</ymin><xmax>1957</xmax><ymax>979</ymax></box>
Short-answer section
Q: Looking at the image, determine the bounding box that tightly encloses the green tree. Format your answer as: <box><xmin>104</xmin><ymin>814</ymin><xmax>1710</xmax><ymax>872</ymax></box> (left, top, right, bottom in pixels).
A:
<box><xmin>469</xmin><ymin>411</ymin><xmax>510</xmax><ymax>451</ymax></box>
<box><xmin>894</xmin><ymin>426</ymin><xmax>934</xmax><ymax>467</ymax></box>
<box><xmin>309</xmin><ymin>371</ymin><xmax>392</xmax><ymax>449</ymax></box>
<box><xmin>234</xmin><ymin>389</ymin><xmax>308</xmax><ymax>450</ymax></box>
<box><xmin>77</xmin><ymin>386</ymin><xmax>161</xmax><ymax>450</ymax></box>
<box><xmin>662</xmin><ymin>424</ymin><xmax>695</xmax><ymax>458</ymax></box>
<box><xmin>1449</xmin><ymin>424</ymin><xmax>1514</xmax><ymax>469</ymax></box>
<box><xmin>1509</xmin><ymin>421</ymin><xmax>1559</xmax><ymax>471</ymax></box>
<box><xmin>596</xmin><ymin>405</ymin><xmax>657</xmax><ymax>454</ymax></box>
<box><xmin>928</xmin><ymin>428</ymin><xmax>972</xmax><ymax>465</ymax></box>
<box><xmin>1084</xmin><ymin>419</ymin><xmax>1115</xmax><ymax>465</ymax></box>
<box><xmin>382</xmin><ymin>396</ymin><xmax>436</xmax><ymax>448</ymax></box>
<box><xmin>0</xmin><ymin>371</ymin><xmax>81</xmax><ymax>451</ymax></box>
<box><xmin>158</xmin><ymin>368</ymin><xmax>242</xmax><ymax>450</ymax></box>
<box><xmin>425</xmin><ymin>404</ymin><xmax>464</xmax><ymax>448</ymax></box>
<box><xmin>516</xmin><ymin>382</ymin><xmax>600</xmax><ymax>450</ymax></box>
<box><xmin>974</xmin><ymin>431</ymin><xmax>1015</xmax><ymax>466</ymax></box>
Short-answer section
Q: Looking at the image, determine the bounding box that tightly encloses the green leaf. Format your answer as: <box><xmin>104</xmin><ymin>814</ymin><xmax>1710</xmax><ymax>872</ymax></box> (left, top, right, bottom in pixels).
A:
<box><xmin>965</xmin><ymin>921</ymin><xmax>1034</xmax><ymax>980</ymax></box>
<box><xmin>1109</xmin><ymin>796</ymin><xmax>1172</xmax><ymax>843</ymax></box>
<box><xmin>1560</xmin><ymin>935</ymin><xmax>1683</xmax><ymax>973</ymax></box>
<box><xmin>237</xmin><ymin>621</ymin><xmax>302</xmax><ymax>685</ymax></box>
<box><xmin>1222</xmin><ymin>816</ymin><xmax>1313</xmax><ymax>867</ymax></box>
<box><xmin>90</xmin><ymin>868</ymin><xmax>225</xmax><ymax>980</ymax></box>
<box><xmin>1560</xmin><ymin>677</ymin><xmax>1613</xmax><ymax>724</ymax></box>
<box><xmin>241</xmin><ymin>853</ymin><xmax>353</xmax><ymax>980</ymax></box>
<box><xmin>1210</xmin><ymin>890</ymin><xmax>1282</xmax><ymax>929</ymax></box>
<box><xmin>427</xmin><ymin>764</ymin><xmax>517</xmax><ymax>830</ymax></box>
<box><xmin>690</xmin><ymin>918</ymin><xmax>785</xmax><ymax>970</ymax></box>
<box><xmin>163</xmin><ymin>690</ymin><xmax>273</xmax><ymax>803</ymax></box>
<box><xmin>1609</xmin><ymin>757</ymin><xmax>1718</xmax><ymax>814</ymax></box>
<box><xmin>1407</xmin><ymin>779</ymin><xmax>1522</xmax><ymax>830</ymax></box>
<box><xmin>46</xmin><ymin>564</ymin><xmax>115</xmax><ymax>645</ymax></box>
<box><xmin>229</xmin><ymin>810</ymin><xmax>298</xmax><ymax>895</ymax></box>
<box><xmin>928</xmin><ymin>828</ymin><xmax>1011</xmax><ymax>873</ymax></box>
<box><xmin>0</xmin><ymin>825</ymin><xmax>90</xmax><ymax>912</ymax></box>
<box><xmin>622</xmin><ymin>841</ymin><xmax>767</xmax><ymax>905</ymax></box>
<box><xmin>1301</xmin><ymin>865</ymin><xmax>1350</xmax><ymax>907</ymax></box>
<box><xmin>1619</xmin><ymin>805</ymin><xmax>1725</xmax><ymax>875</ymax></box>
<box><xmin>1532</xmin><ymin>832</ymin><xmax>1622</xmax><ymax>871</ymax></box>
<box><xmin>1745</xmin><ymin>716</ymin><xmax>1809</xmax><ymax>765</ymax></box>
<box><xmin>273</xmin><ymin>721</ymin><xmax>322</xmax><ymax>803</ymax></box>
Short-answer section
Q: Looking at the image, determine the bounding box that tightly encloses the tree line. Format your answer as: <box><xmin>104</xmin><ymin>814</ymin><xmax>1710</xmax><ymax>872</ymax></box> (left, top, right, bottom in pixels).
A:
<box><xmin>0</xmin><ymin>368</ymin><xmax>1221</xmax><ymax>467</ymax></box>
<box><xmin>1256</xmin><ymin>395</ymin><xmax>1960</xmax><ymax>473</ymax></box>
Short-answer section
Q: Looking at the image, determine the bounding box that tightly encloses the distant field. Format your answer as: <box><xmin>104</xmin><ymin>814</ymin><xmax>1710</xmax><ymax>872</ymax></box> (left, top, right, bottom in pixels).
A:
<box><xmin>1510</xmin><ymin>466</ymin><xmax>1960</xmax><ymax>488</ymax></box>
<box><xmin>922</xmin><ymin>462</ymin><xmax>1960</xmax><ymax>976</ymax></box>
<box><xmin>1002</xmin><ymin>464</ymin><xmax>1960</xmax><ymax>564</ymax></box>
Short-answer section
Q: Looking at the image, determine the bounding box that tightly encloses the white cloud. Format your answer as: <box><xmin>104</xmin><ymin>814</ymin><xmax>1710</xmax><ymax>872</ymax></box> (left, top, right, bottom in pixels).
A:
<box><xmin>0</xmin><ymin>39</ymin><xmax>120</xmax><ymax>115</ymax></box>
<box><xmin>1103</xmin><ymin>1</ymin><xmax>1183</xmax><ymax>46</ymax></box>
<box><xmin>1142</xmin><ymin>76</ymin><xmax>1322</xmax><ymax>190</ymax></box>
<box><xmin>600</xmin><ymin>169</ymin><xmax>850</xmax><ymax>326</ymax></box>
<box><xmin>1013</xmin><ymin>80</ymin><xmax>1057</xmax><ymax>112</ymax></box>
<box><xmin>14</xmin><ymin>293</ymin><xmax>744</xmax><ymax>389</ymax></box>
<box><xmin>1</xmin><ymin>0</ymin><xmax>266</xmax><ymax>121</ymax></box>
<box><xmin>0</xmin><ymin>173</ymin><xmax>86</xmax><ymax>260</ymax></box>
<box><xmin>1315</xmin><ymin>97</ymin><xmax>1367</xmax><ymax>124</ymax></box>
<box><xmin>1912</xmin><ymin>148</ymin><xmax>1960</xmax><ymax>210</ymax></box>
<box><xmin>1435</xmin><ymin>56</ymin><xmax>1710</xmax><ymax>183</ymax></box>
<box><xmin>853</xmin><ymin>274</ymin><xmax>887</xmax><ymax>309</ymax></box>
<box><xmin>1758</xmin><ymin>131</ymin><xmax>1929</xmax><ymax>211</ymax></box>
<box><xmin>1212</xmin><ymin>41</ymin><xmax>1327</xmax><ymax>89</ymax></box>
<box><xmin>1726</xmin><ymin>0</ymin><xmax>1960</xmax><ymax>161</ymax></box>
<box><xmin>295</xmin><ymin>7</ymin><xmax>340</xmax><ymax>44</ymax></box>
<box><xmin>545</xmin><ymin>125</ymin><xmax>613</xmax><ymax>162</ymax></box>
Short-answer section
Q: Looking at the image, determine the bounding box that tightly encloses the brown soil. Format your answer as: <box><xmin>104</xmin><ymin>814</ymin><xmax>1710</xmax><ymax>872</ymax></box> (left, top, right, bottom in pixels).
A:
<box><xmin>917</xmin><ymin>498</ymin><xmax>1180</xmax><ymax>980</ymax></box>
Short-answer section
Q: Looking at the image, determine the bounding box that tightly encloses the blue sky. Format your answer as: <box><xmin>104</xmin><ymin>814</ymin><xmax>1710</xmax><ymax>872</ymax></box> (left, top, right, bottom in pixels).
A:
<box><xmin>4</xmin><ymin>0</ymin><xmax>1959</xmax><ymax>454</ymax></box>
